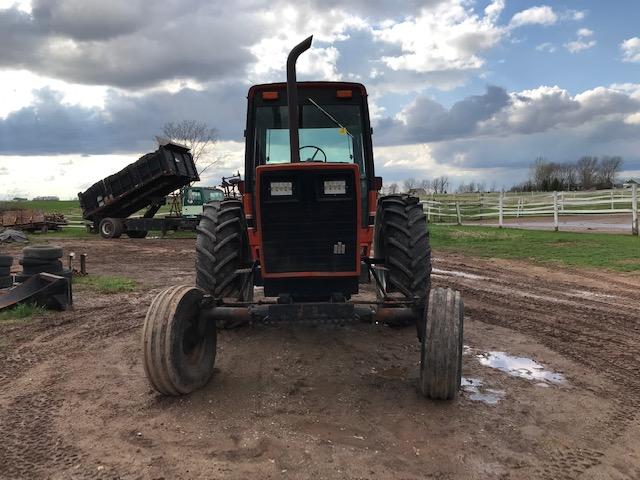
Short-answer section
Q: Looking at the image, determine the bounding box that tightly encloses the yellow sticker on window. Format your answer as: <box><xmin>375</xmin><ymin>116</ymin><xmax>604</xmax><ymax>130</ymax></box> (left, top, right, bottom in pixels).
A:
<box><xmin>338</xmin><ymin>127</ymin><xmax>347</xmax><ymax>135</ymax></box>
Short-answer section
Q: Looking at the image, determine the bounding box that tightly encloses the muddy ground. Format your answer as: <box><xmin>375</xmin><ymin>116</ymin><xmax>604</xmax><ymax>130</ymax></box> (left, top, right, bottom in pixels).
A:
<box><xmin>1</xmin><ymin>238</ymin><xmax>639</xmax><ymax>479</ymax></box>
<box><xmin>469</xmin><ymin>213</ymin><xmax>634</xmax><ymax>234</ymax></box>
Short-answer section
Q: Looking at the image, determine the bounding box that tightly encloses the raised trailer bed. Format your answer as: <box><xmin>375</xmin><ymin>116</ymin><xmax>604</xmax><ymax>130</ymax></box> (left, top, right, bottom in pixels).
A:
<box><xmin>78</xmin><ymin>142</ymin><xmax>200</xmax><ymax>238</ymax></box>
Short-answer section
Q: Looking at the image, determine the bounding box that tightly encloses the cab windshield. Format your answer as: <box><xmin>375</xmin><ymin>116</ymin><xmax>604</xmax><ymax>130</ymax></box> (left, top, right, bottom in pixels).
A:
<box><xmin>253</xmin><ymin>103</ymin><xmax>366</xmax><ymax>174</ymax></box>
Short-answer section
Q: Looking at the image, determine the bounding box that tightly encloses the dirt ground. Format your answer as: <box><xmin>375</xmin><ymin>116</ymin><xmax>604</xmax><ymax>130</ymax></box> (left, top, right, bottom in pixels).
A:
<box><xmin>1</xmin><ymin>238</ymin><xmax>640</xmax><ymax>480</ymax></box>
<box><xmin>469</xmin><ymin>213</ymin><xmax>634</xmax><ymax>234</ymax></box>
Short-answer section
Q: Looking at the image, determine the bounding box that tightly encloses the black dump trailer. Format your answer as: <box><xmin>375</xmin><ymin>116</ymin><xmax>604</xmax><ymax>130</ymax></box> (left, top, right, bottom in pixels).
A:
<box><xmin>78</xmin><ymin>142</ymin><xmax>200</xmax><ymax>239</ymax></box>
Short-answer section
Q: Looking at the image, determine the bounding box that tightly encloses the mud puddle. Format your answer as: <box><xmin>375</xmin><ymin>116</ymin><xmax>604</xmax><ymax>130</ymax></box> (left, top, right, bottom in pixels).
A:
<box><xmin>461</xmin><ymin>377</ymin><xmax>505</xmax><ymax>405</ymax></box>
<box><xmin>476</xmin><ymin>351</ymin><xmax>565</xmax><ymax>384</ymax></box>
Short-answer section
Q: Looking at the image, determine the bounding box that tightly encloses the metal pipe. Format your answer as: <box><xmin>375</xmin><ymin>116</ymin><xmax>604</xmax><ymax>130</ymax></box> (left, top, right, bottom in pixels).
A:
<box><xmin>80</xmin><ymin>254</ymin><xmax>87</xmax><ymax>275</ymax></box>
<box><xmin>286</xmin><ymin>35</ymin><xmax>313</xmax><ymax>163</ymax></box>
<box><xmin>201</xmin><ymin>304</ymin><xmax>416</xmax><ymax>326</ymax></box>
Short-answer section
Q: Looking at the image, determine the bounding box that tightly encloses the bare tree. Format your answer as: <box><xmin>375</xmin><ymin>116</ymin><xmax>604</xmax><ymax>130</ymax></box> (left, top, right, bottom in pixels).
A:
<box><xmin>161</xmin><ymin>120</ymin><xmax>218</xmax><ymax>175</ymax></box>
<box><xmin>419</xmin><ymin>178</ymin><xmax>431</xmax><ymax>192</ymax></box>
<box><xmin>576</xmin><ymin>156</ymin><xmax>599</xmax><ymax>189</ymax></box>
<box><xmin>403</xmin><ymin>177</ymin><xmax>418</xmax><ymax>192</ymax></box>
<box><xmin>598</xmin><ymin>156</ymin><xmax>623</xmax><ymax>188</ymax></box>
<box><xmin>432</xmin><ymin>176</ymin><xmax>450</xmax><ymax>194</ymax></box>
<box><xmin>559</xmin><ymin>162</ymin><xmax>577</xmax><ymax>190</ymax></box>
<box><xmin>388</xmin><ymin>182</ymin><xmax>399</xmax><ymax>194</ymax></box>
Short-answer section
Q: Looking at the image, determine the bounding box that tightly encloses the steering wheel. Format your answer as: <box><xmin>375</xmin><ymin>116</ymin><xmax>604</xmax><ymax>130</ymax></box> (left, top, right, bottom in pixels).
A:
<box><xmin>299</xmin><ymin>145</ymin><xmax>327</xmax><ymax>162</ymax></box>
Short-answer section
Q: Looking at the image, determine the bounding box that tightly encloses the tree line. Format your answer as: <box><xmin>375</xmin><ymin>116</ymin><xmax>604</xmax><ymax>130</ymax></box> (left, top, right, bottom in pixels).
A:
<box><xmin>386</xmin><ymin>176</ymin><xmax>452</xmax><ymax>195</ymax></box>
<box><xmin>511</xmin><ymin>156</ymin><xmax>624</xmax><ymax>192</ymax></box>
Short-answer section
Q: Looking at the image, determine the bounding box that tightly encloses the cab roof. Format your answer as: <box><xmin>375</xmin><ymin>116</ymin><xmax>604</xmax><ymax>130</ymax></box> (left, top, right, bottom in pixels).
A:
<box><xmin>248</xmin><ymin>81</ymin><xmax>368</xmax><ymax>98</ymax></box>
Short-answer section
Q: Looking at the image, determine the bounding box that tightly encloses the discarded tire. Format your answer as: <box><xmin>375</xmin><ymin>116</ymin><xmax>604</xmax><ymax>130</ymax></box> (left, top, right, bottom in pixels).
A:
<box><xmin>99</xmin><ymin>218</ymin><xmax>124</xmax><ymax>239</ymax></box>
<box><xmin>142</xmin><ymin>285</ymin><xmax>216</xmax><ymax>395</ymax></box>
<box><xmin>373</xmin><ymin>194</ymin><xmax>431</xmax><ymax>327</ymax></box>
<box><xmin>22</xmin><ymin>260</ymin><xmax>64</xmax><ymax>275</ymax></box>
<box><xmin>0</xmin><ymin>276</ymin><xmax>12</xmax><ymax>288</ymax></box>
<box><xmin>0</xmin><ymin>255</ymin><xmax>13</xmax><ymax>267</ymax></box>
<box><xmin>0</xmin><ymin>266</ymin><xmax>10</xmax><ymax>276</ymax></box>
<box><xmin>22</xmin><ymin>245</ymin><xmax>64</xmax><ymax>260</ymax></box>
<box><xmin>20</xmin><ymin>255</ymin><xmax>64</xmax><ymax>266</ymax></box>
<box><xmin>419</xmin><ymin>287</ymin><xmax>464</xmax><ymax>400</ymax></box>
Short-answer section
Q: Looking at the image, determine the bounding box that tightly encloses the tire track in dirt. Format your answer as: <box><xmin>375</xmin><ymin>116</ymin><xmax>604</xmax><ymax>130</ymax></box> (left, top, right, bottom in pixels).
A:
<box><xmin>433</xmin><ymin>255</ymin><xmax>640</xmax><ymax>479</ymax></box>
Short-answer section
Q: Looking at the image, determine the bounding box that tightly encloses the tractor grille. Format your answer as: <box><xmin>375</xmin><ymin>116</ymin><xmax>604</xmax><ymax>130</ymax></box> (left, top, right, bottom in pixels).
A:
<box><xmin>259</xmin><ymin>167</ymin><xmax>358</xmax><ymax>274</ymax></box>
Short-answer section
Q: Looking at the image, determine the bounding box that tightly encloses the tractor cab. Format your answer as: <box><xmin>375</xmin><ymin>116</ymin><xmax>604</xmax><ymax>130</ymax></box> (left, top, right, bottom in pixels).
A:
<box><xmin>241</xmin><ymin>81</ymin><xmax>380</xmax><ymax>298</ymax></box>
<box><xmin>181</xmin><ymin>186</ymin><xmax>224</xmax><ymax>217</ymax></box>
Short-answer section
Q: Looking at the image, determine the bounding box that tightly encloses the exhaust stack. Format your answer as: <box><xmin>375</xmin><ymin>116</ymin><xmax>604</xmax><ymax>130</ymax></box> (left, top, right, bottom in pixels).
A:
<box><xmin>286</xmin><ymin>35</ymin><xmax>313</xmax><ymax>163</ymax></box>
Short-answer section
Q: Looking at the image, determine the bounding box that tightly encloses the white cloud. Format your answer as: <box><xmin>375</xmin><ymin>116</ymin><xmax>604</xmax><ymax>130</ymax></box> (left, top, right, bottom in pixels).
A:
<box><xmin>0</xmin><ymin>0</ymin><xmax>30</xmax><ymax>13</ymax></box>
<box><xmin>571</xmin><ymin>10</ymin><xmax>586</xmax><ymax>21</ymax></box>
<box><xmin>621</xmin><ymin>37</ymin><xmax>640</xmax><ymax>63</ymax></box>
<box><xmin>565</xmin><ymin>39</ymin><xmax>596</xmax><ymax>53</ymax></box>
<box><xmin>535</xmin><ymin>42</ymin><xmax>556</xmax><ymax>53</ymax></box>
<box><xmin>625</xmin><ymin>112</ymin><xmax>640</xmax><ymax>125</ymax></box>
<box><xmin>479</xmin><ymin>84</ymin><xmax>640</xmax><ymax>136</ymax></box>
<box><xmin>509</xmin><ymin>5</ymin><xmax>557</xmax><ymax>28</ymax></box>
<box><xmin>374</xmin><ymin>0</ymin><xmax>504</xmax><ymax>73</ymax></box>
<box><xmin>564</xmin><ymin>28</ymin><xmax>596</xmax><ymax>53</ymax></box>
<box><xmin>0</xmin><ymin>70</ymin><xmax>108</xmax><ymax>118</ymax></box>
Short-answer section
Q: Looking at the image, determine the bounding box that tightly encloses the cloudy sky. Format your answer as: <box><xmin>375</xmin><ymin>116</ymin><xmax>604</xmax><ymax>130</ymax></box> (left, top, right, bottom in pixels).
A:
<box><xmin>0</xmin><ymin>0</ymin><xmax>639</xmax><ymax>198</ymax></box>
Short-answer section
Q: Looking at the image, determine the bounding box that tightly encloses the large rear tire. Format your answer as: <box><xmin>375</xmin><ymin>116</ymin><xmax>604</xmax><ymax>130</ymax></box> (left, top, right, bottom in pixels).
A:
<box><xmin>374</xmin><ymin>194</ymin><xmax>431</xmax><ymax>328</ymax></box>
<box><xmin>196</xmin><ymin>199</ymin><xmax>253</xmax><ymax>325</ymax></box>
<box><xmin>142</xmin><ymin>285</ymin><xmax>216</xmax><ymax>395</ymax></box>
<box><xmin>419</xmin><ymin>287</ymin><xmax>464</xmax><ymax>400</ymax></box>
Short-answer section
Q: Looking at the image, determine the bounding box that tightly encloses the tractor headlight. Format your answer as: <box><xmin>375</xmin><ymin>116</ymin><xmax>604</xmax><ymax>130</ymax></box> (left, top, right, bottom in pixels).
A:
<box><xmin>270</xmin><ymin>181</ymin><xmax>293</xmax><ymax>196</ymax></box>
<box><xmin>323</xmin><ymin>180</ymin><xmax>346</xmax><ymax>195</ymax></box>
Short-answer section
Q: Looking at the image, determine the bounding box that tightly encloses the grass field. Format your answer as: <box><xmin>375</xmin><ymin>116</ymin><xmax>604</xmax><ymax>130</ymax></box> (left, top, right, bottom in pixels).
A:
<box><xmin>0</xmin><ymin>199</ymin><xmax>173</xmax><ymax>217</ymax></box>
<box><xmin>430</xmin><ymin>224</ymin><xmax>640</xmax><ymax>272</ymax></box>
<box><xmin>3</xmin><ymin>200</ymin><xmax>638</xmax><ymax>273</ymax></box>
<box><xmin>0</xmin><ymin>304</ymin><xmax>47</xmax><ymax>323</ymax></box>
<box><xmin>74</xmin><ymin>275</ymin><xmax>138</xmax><ymax>294</ymax></box>
<box><xmin>0</xmin><ymin>200</ymin><xmax>82</xmax><ymax>217</ymax></box>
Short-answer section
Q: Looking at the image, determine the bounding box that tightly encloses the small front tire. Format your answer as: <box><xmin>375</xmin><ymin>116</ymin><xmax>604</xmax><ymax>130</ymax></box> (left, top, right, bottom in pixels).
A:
<box><xmin>419</xmin><ymin>287</ymin><xmax>464</xmax><ymax>400</ymax></box>
<box><xmin>142</xmin><ymin>285</ymin><xmax>216</xmax><ymax>395</ymax></box>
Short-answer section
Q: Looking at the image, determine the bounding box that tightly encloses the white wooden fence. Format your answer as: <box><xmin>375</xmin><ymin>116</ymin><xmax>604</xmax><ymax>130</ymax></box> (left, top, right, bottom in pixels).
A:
<box><xmin>61</xmin><ymin>186</ymin><xmax>640</xmax><ymax>236</ymax></box>
<box><xmin>421</xmin><ymin>185</ymin><xmax>639</xmax><ymax>235</ymax></box>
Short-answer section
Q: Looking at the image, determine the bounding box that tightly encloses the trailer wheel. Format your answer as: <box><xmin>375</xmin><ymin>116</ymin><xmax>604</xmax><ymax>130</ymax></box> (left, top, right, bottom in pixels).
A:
<box><xmin>142</xmin><ymin>285</ymin><xmax>216</xmax><ymax>395</ymax></box>
<box><xmin>99</xmin><ymin>218</ymin><xmax>124</xmax><ymax>239</ymax></box>
<box><xmin>373</xmin><ymin>194</ymin><xmax>431</xmax><ymax>329</ymax></box>
<box><xmin>196</xmin><ymin>199</ymin><xmax>253</xmax><ymax>307</ymax></box>
<box><xmin>126</xmin><ymin>230</ymin><xmax>148</xmax><ymax>239</ymax></box>
<box><xmin>419</xmin><ymin>287</ymin><xmax>463</xmax><ymax>400</ymax></box>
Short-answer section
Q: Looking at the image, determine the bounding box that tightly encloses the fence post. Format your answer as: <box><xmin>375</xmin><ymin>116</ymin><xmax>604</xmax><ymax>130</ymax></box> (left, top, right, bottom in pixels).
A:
<box><xmin>611</xmin><ymin>190</ymin><xmax>614</xmax><ymax>210</ymax></box>
<box><xmin>560</xmin><ymin>191</ymin><xmax>564</xmax><ymax>212</ymax></box>
<box><xmin>455</xmin><ymin>202</ymin><xmax>462</xmax><ymax>225</ymax></box>
<box><xmin>633</xmin><ymin>184</ymin><xmax>638</xmax><ymax>236</ymax></box>
<box><xmin>553</xmin><ymin>191</ymin><xmax>559</xmax><ymax>232</ymax></box>
<box><xmin>499</xmin><ymin>192</ymin><xmax>504</xmax><ymax>228</ymax></box>
<box><xmin>426</xmin><ymin>202</ymin><xmax>431</xmax><ymax>222</ymax></box>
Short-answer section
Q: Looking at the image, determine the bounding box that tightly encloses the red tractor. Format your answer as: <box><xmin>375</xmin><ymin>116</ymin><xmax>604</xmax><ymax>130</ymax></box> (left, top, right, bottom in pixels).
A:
<box><xmin>142</xmin><ymin>37</ymin><xmax>464</xmax><ymax>400</ymax></box>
